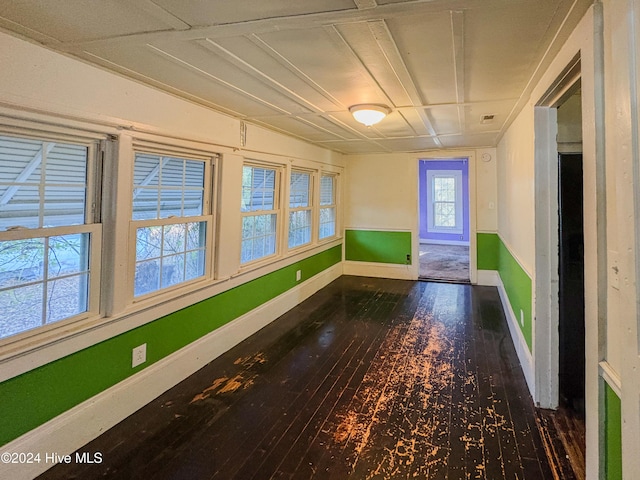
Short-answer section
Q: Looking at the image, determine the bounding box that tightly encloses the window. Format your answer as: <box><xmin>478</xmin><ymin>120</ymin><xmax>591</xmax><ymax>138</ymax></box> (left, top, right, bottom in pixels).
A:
<box><xmin>319</xmin><ymin>174</ymin><xmax>337</xmax><ymax>240</ymax></box>
<box><xmin>427</xmin><ymin>170</ymin><xmax>463</xmax><ymax>234</ymax></box>
<box><xmin>433</xmin><ymin>176</ymin><xmax>456</xmax><ymax>227</ymax></box>
<box><xmin>132</xmin><ymin>152</ymin><xmax>212</xmax><ymax>297</ymax></box>
<box><xmin>288</xmin><ymin>171</ymin><xmax>312</xmax><ymax>249</ymax></box>
<box><xmin>241</xmin><ymin>164</ymin><xmax>279</xmax><ymax>264</ymax></box>
<box><xmin>0</xmin><ymin>133</ymin><xmax>101</xmax><ymax>340</ymax></box>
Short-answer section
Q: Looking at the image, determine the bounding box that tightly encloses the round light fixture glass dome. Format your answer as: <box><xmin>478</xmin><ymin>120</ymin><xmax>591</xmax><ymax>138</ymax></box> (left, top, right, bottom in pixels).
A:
<box><xmin>349</xmin><ymin>104</ymin><xmax>391</xmax><ymax>126</ymax></box>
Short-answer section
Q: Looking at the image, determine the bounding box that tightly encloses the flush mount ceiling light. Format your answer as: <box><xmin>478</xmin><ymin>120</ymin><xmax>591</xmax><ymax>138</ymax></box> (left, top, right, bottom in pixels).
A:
<box><xmin>349</xmin><ymin>104</ymin><xmax>391</xmax><ymax>126</ymax></box>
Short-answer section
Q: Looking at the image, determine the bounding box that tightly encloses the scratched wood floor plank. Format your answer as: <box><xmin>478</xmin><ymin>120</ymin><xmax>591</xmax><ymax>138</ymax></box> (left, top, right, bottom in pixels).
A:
<box><xmin>220</xmin><ymin>281</ymin><xmax>415</xmax><ymax>480</ymax></box>
<box><xmin>212</xmin><ymin>284</ymin><xmax>391</xmax><ymax>479</ymax></box>
<box><xmin>279</xmin><ymin>289</ymin><xmax>418</xmax><ymax>479</ymax></box>
<box><xmin>39</xmin><ymin>277</ymin><xmax>561</xmax><ymax>480</ymax></box>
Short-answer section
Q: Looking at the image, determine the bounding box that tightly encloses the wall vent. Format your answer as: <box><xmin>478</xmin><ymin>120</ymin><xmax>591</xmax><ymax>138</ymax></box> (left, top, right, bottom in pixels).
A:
<box><xmin>480</xmin><ymin>114</ymin><xmax>495</xmax><ymax>124</ymax></box>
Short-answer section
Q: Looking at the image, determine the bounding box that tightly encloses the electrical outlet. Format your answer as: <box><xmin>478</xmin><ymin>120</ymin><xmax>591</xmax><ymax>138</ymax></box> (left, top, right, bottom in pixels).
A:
<box><xmin>406</xmin><ymin>254</ymin><xmax>411</xmax><ymax>264</ymax></box>
<box><xmin>132</xmin><ymin>343</ymin><xmax>147</xmax><ymax>368</ymax></box>
<box><xmin>296</xmin><ymin>270</ymin><xmax>301</xmax><ymax>281</ymax></box>
<box><xmin>520</xmin><ymin>310</ymin><xmax>524</xmax><ymax>327</ymax></box>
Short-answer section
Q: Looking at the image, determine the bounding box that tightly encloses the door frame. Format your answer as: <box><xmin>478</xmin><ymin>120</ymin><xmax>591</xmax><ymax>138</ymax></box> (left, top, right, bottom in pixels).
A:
<box><xmin>415</xmin><ymin>152</ymin><xmax>477</xmax><ymax>284</ymax></box>
<box><xmin>524</xmin><ymin>6</ymin><xmax>604</xmax><ymax>477</ymax></box>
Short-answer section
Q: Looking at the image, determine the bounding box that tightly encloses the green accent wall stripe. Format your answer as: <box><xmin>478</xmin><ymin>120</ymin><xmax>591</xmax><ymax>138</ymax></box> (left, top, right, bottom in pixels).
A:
<box><xmin>345</xmin><ymin>230</ymin><xmax>411</xmax><ymax>265</ymax></box>
<box><xmin>0</xmin><ymin>245</ymin><xmax>342</xmax><ymax>446</ymax></box>
<box><xmin>476</xmin><ymin>233</ymin><xmax>532</xmax><ymax>352</ymax></box>
<box><xmin>477</xmin><ymin>232</ymin><xmax>500</xmax><ymax>270</ymax></box>
<box><xmin>498</xmin><ymin>240</ymin><xmax>533</xmax><ymax>352</ymax></box>
<box><xmin>605</xmin><ymin>381</ymin><xmax>623</xmax><ymax>480</ymax></box>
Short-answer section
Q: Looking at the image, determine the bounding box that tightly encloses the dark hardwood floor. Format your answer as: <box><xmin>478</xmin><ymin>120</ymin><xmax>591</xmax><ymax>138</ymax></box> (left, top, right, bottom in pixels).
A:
<box><xmin>39</xmin><ymin>276</ymin><xmax>560</xmax><ymax>479</ymax></box>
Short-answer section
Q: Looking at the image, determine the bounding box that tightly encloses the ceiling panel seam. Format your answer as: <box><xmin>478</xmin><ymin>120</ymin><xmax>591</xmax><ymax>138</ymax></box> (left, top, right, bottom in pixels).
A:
<box><xmin>196</xmin><ymin>38</ymin><xmax>324</xmax><ymax>114</ymax></box>
<box><xmin>322</xmin><ymin>24</ymin><xmax>394</xmax><ymax>105</ymax></box>
<box><xmin>450</xmin><ymin>10</ymin><xmax>466</xmax><ymax>133</ymax></box>
<box><xmin>365</xmin><ymin>19</ymin><xmax>442</xmax><ymax>146</ymax></box>
<box><xmin>247</xmin><ymin>34</ymin><xmax>346</xmax><ymax>109</ymax></box>
<box><xmin>145</xmin><ymin>43</ymin><xmax>293</xmax><ymax>116</ymax></box>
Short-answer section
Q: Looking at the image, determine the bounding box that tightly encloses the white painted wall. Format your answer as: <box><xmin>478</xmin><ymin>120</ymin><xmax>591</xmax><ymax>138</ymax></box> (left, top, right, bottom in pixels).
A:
<box><xmin>342</xmin><ymin>152</ymin><xmax>417</xmax><ymax>279</ymax></box>
<box><xmin>344</xmin><ymin>153</ymin><xmax>417</xmax><ymax>232</ymax></box>
<box><xmin>475</xmin><ymin>147</ymin><xmax>499</xmax><ymax>233</ymax></box>
<box><xmin>496</xmin><ymin>109</ymin><xmax>535</xmax><ymax>275</ymax></box>
<box><xmin>344</xmin><ymin>149</ymin><xmax>497</xmax><ymax>231</ymax></box>
<box><xmin>602</xmin><ymin>1</ymin><xmax>640</xmax><ymax>476</ymax></box>
<box><xmin>343</xmin><ymin>148</ymin><xmax>496</xmax><ymax>282</ymax></box>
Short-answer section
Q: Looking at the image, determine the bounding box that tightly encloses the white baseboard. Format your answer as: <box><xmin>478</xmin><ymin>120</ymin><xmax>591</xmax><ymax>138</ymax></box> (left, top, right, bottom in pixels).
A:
<box><xmin>343</xmin><ymin>261</ymin><xmax>417</xmax><ymax>280</ymax></box>
<box><xmin>476</xmin><ymin>270</ymin><xmax>501</xmax><ymax>286</ymax></box>
<box><xmin>0</xmin><ymin>263</ymin><xmax>342</xmax><ymax>480</ymax></box>
<box><xmin>495</xmin><ymin>274</ymin><xmax>535</xmax><ymax>397</ymax></box>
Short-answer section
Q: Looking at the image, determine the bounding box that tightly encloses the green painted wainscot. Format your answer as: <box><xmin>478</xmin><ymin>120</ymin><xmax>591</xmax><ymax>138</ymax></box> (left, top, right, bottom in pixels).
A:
<box><xmin>477</xmin><ymin>233</ymin><xmax>532</xmax><ymax>352</ymax></box>
<box><xmin>604</xmin><ymin>382</ymin><xmax>622</xmax><ymax>480</ymax></box>
<box><xmin>0</xmin><ymin>245</ymin><xmax>342</xmax><ymax>446</ymax></box>
<box><xmin>345</xmin><ymin>230</ymin><xmax>412</xmax><ymax>265</ymax></box>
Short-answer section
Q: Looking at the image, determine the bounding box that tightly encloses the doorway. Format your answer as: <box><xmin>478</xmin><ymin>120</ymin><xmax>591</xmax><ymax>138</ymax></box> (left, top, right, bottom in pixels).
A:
<box><xmin>418</xmin><ymin>159</ymin><xmax>470</xmax><ymax>283</ymax></box>
<box><xmin>531</xmin><ymin>82</ymin><xmax>587</xmax><ymax>479</ymax></box>
<box><xmin>554</xmin><ymin>89</ymin><xmax>586</xmax><ymax>479</ymax></box>
<box><xmin>558</xmin><ymin>152</ymin><xmax>585</xmax><ymax>414</ymax></box>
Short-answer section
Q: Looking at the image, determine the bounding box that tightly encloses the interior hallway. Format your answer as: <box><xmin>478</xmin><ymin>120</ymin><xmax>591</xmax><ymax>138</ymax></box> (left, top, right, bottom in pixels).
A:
<box><xmin>39</xmin><ymin>277</ymin><xmax>562</xmax><ymax>479</ymax></box>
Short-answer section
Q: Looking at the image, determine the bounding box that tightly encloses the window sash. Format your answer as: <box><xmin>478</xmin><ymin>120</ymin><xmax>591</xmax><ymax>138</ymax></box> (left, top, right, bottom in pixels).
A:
<box><xmin>133</xmin><ymin>219</ymin><xmax>208</xmax><ymax>297</ymax></box>
<box><xmin>0</xmin><ymin>223</ymin><xmax>101</xmax><ymax>340</ymax></box>
<box><xmin>319</xmin><ymin>206</ymin><xmax>336</xmax><ymax>240</ymax></box>
<box><xmin>241</xmin><ymin>212</ymin><xmax>278</xmax><ymax>264</ymax></box>
<box><xmin>319</xmin><ymin>174</ymin><xmax>335</xmax><ymax>206</ymax></box>
<box><xmin>130</xmin><ymin>151</ymin><xmax>213</xmax><ymax>299</ymax></box>
<box><xmin>241</xmin><ymin>164</ymin><xmax>281</xmax><ymax>264</ymax></box>
<box><xmin>289</xmin><ymin>171</ymin><xmax>311</xmax><ymax>209</ymax></box>
<box><xmin>426</xmin><ymin>171</ymin><xmax>463</xmax><ymax>234</ymax></box>
<box><xmin>242</xmin><ymin>165</ymin><xmax>279</xmax><ymax>213</ymax></box>
<box><xmin>288</xmin><ymin>208</ymin><xmax>312</xmax><ymax>248</ymax></box>
<box><xmin>0</xmin><ymin>135</ymin><xmax>99</xmax><ymax>231</ymax></box>
<box><xmin>433</xmin><ymin>200</ymin><xmax>457</xmax><ymax>228</ymax></box>
<box><xmin>318</xmin><ymin>174</ymin><xmax>337</xmax><ymax>240</ymax></box>
<box><xmin>132</xmin><ymin>152</ymin><xmax>208</xmax><ymax>220</ymax></box>
<box><xmin>288</xmin><ymin>170</ymin><xmax>313</xmax><ymax>249</ymax></box>
<box><xmin>0</xmin><ymin>132</ymin><xmax>101</xmax><ymax>342</ymax></box>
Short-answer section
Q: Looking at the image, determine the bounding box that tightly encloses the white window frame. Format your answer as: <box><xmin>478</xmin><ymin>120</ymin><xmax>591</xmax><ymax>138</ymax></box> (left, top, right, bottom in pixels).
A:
<box><xmin>128</xmin><ymin>143</ymin><xmax>216</xmax><ymax>302</ymax></box>
<box><xmin>318</xmin><ymin>173</ymin><xmax>339</xmax><ymax>241</ymax></box>
<box><xmin>240</xmin><ymin>161</ymin><xmax>283</xmax><ymax>266</ymax></box>
<box><xmin>0</xmin><ymin>129</ymin><xmax>103</xmax><ymax>345</ymax></box>
<box><xmin>427</xmin><ymin>170</ymin><xmax>463</xmax><ymax>235</ymax></box>
<box><xmin>287</xmin><ymin>169</ymin><xmax>314</xmax><ymax>250</ymax></box>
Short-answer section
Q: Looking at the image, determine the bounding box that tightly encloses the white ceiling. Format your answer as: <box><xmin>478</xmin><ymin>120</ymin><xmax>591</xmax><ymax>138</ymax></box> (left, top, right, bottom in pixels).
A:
<box><xmin>0</xmin><ymin>0</ymin><xmax>592</xmax><ymax>154</ymax></box>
